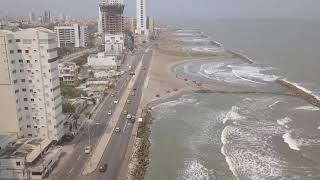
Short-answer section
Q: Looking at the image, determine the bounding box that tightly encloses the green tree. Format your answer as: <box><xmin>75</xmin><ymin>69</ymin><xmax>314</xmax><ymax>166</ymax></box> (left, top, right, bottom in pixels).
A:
<box><xmin>62</xmin><ymin>103</ymin><xmax>76</xmax><ymax>113</ymax></box>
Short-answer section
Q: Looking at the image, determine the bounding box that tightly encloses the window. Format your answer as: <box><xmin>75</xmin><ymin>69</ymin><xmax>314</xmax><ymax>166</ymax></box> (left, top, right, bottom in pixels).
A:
<box><xmin>20</xmin><ymin>69</ymin><xmax>24</xmax><ymax>73</ymax></box>
<box><xmin>31</xmin><ymin>98</ymin><xmax>34</xmax><ymax>102</ymax></box>
<box><xmin>26</xmin><ymin>60</ymin><xmax>30</xmax><ymax>63</ymax></box>
<box><xmin>8</xmin><ymin>39</ymin><xmax>12</xmax><ymax>43</ymax></box>
<box><xmin>12</xmin><ymin>70</ymin><xmax>16</xmax><ymax>74</ymax></box>
<box><xmin>34</xmin><ymin>50</ymin><xmax>37</xmax><ymax>52</ymax></box>
<box><xmin>11</xmin><ymin>60</ymin><xmax>15</xmax><ymax>64</ymax></box>
<box><xmin>17</xmin><ymin>49</ymin><xmax>22</xmax><ymax>53</ymax></box>
<box><xmin>23</xmin><ymin>39</ymin><xmax>32</xmax><ymax>44</ymax></box>
<box><xmin>13</xmin><ymin>80</ymin><xmax>18</xmax><ymax>84</ymax></box>
<box><xmin>27</xmin><ymin>125</ymin><xmax>31</xmax><ymax>128</ymax></box>
<box><xmin>24</xmin><ymin>98</ymin><xmax>28</xmax><ymax>101</ymax></box>
<box><xmin>16</xmin><ymin>39</ymin><xmax>21</xmax><ymax>42</ymax></box>
<box><xmin>24</xmin><ymin>107</ymin><xmax>28</xmax><ymax>110</ymax></box>
<box><xmin>22</xmin><ymin>88</ymin><xmax>26</xmax><ymax>92</ymax></box>
<box><xmin>30</xmin><ymin>89</ymin><xmax>33</xmax><ymax>92</ymax></box>
<box><xmin>29</xmin><ymin>80</ymin><xmax>32</xmax><ymax>83</ymax></box>
<box><xmin>28</xmin><ymin>134</ymin><xmax>32</xmax><ymax>137</ymax></box>
<box><xmin>15</xmin><ymin>89</ymin><xmax>19</xmax><ymax>94</ymax></box>
<box><xmin>25</xmin><ymin>50</ymin><xmax>29</xmax><ymax>53</ymax></box>
<box><xmin>16</xmin><ymin>162</ymin><xmax>21</xmax><ymax>166</ymax></box>
<box><xmin>21</xmin><ymin>79</ymin><xmax>25</xmax><ymax>83</ymax></box>
<box><xmin>19</xmin><ymin>59</ymin><xmax>23</xmax><ymax>63</ymax></box>
<box><xmin>35</xmin><ymin>60</ymin><xmax>38</xmax><ymax>62</ymax></box>
<box><xmin>10</xmin><ymin>50</ymin><xmax>14</xmax><ymax>54</ymax></box>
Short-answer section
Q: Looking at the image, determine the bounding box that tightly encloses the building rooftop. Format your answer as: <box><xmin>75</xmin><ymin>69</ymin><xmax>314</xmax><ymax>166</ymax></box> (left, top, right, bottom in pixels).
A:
<box><xmin>0</xmin><ymin>138</ymin><xmax>51</xmax><ymax>162</ymax></box>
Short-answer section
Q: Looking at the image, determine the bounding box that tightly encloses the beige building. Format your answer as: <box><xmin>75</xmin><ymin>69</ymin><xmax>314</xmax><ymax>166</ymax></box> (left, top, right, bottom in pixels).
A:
<box><xmin>0</xmin><ymin>28</ymin><xmax>65</xmax><ymax>141</ymax></box>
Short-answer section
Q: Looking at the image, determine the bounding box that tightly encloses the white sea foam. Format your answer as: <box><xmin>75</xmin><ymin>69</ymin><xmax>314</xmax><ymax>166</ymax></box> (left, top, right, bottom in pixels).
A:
<box><xmin>229</xmin><ymin>65</ymin><xmax>278</xmax><ymax>83</ymax></box>
<box><xmin>268</xmin><ymin>101</ymin><xmax>280</xmax><ymax>108</ymax></box>
<box><xmin>221</xmin><ymin>126</ymin><xmax>240</xmax><ymax>179</ymax></box>
<box><xmin>222</xmin><ymin>106</ymin><xmax>244</xmax><ymax>124</ymax></box>
<box><xmin>295</xmin><ymin>106</ymin><xmax>320</xmax><ymax>111</ymax></box>
<box><xmin>282</xmin><ymin>132</ymin><xmax>300</xmax><ymax>151</ymax></box>
<box><xmin>180</xmin><ymin>160</ymin><xmax>211</xmax><ymax>180</ymax></box>
<box><xmin>191</xmin><ymin>46</ymin><xmax>223</xmax><ymax>53</ymax></box>
<box><xmin>277</xmin><ymin>117</ymin><xmax>292</xmax><ymax>126</ymax></box>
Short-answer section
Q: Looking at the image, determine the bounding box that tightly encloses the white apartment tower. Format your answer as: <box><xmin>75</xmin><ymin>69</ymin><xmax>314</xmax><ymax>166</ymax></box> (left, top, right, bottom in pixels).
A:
<box><xmin>0</xmin><ymin>28</ymin><xmax>65</xmax><ymax>141</ymax></box>
<box><xmin>135</xmin><ymin>0</ymin><xmax>149</xmax><ymax>36</ymax></box>
<box><xmin>54</xmin><ymin>24</ymin><xmax>88</xmax><ymax>48</ymax></box>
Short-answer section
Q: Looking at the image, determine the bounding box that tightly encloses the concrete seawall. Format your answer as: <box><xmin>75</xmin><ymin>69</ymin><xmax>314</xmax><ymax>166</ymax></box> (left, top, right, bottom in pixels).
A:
<box><xmin>227</xmin><ymin>50</ymin><xmax>254</xmax><ymax>64</ymax></box>
<box><xmin>276</xmin><ymin>79</ymin><xmax>320</xmax><ymax>108</ymax></box>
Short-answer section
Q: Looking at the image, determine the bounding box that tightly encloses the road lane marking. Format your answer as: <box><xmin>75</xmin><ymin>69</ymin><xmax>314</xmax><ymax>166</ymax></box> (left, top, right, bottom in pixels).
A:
<box><xmin>77</xmin><ymin>155</ymin><xmax>81</xmax><ymax>161</ymax></box>
<box><xmin>69</xmin><ymin>167</ymin><xmax>74</xmax><ymax>173</ymax></box>
<box><xmin>123</xmin><ymin>121</ymin><xmax>128</xmax><ymax>132</ymax></box>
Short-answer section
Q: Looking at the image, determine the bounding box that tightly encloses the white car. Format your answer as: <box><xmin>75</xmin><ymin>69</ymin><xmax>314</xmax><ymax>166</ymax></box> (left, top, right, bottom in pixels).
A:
<box><xmin>108</xmin><ymin>111</ymin><xmax>112</xmax><ymax>116</ymax></box>
<box><xmin>115</xmin><ymin>127</ymin><xmax>121</xmax><ymax>133</ymax></box>
<box><xmin>126</xmin><ymin>114</ymin><xmax>132</xmax><ymax>119</ymax></box>
<box><xmin>114</xmin><ymin>100</ymin><xmax>118</xmax><ymax>104</ymax></box>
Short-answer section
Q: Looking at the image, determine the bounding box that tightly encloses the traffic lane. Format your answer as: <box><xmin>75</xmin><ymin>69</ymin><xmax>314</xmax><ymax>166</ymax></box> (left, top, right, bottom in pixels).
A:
<box><xmin>52</xmin><ymin>53</ymin><xmax>140</xmax><ymax>179</ymax></box>
<box><xmin>95</xmin><ymin>52</ymin><xmax>151</xmax><ymax>179</ymax></box>
<box><xmin>82</xmin><ymin>49</ymin><xmax>149</xmax><ymax>179</ymax></box>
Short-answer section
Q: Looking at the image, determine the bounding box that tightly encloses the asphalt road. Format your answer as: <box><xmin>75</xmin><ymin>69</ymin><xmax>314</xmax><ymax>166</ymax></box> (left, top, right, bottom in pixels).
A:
<box><xmin>50</xmin><ymin>47</ymin><xmax>150</xmax><ymax>180</ymax></box>
<box><xmin>85</xmin><ymin>47</ymin><xmax>153</xmax><ymax>180</ymax></box>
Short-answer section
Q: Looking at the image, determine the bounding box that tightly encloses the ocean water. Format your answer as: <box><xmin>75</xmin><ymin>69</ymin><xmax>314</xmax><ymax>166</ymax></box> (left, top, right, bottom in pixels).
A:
<box><xmin>145</xmin><ymin>20</ymin><xmax>320</xmax><ymax>180</ymax></box>
<box><xmin>176</xmin><ymin>19</ymin><xmax>320</xmax><ymax>94</ymax></box>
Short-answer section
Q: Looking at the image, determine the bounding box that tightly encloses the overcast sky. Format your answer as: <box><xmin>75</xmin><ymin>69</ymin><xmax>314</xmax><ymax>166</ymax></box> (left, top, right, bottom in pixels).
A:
<box><xmin>1</xmin><ymin>0</ymin><xmax>320</xmax><ymax>20</ymax></box>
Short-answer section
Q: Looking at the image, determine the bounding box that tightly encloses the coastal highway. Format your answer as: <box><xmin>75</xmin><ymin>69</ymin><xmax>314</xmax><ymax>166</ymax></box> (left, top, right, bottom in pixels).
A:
<box><xmin>50</xmin><ymin>48</ymin><xmax>146</xmax><ymax>180</ymax></box>
<box><xmin>84</xmin><ymin>46</ymin><xmax>153</xmax><ymax>180</ymax></box>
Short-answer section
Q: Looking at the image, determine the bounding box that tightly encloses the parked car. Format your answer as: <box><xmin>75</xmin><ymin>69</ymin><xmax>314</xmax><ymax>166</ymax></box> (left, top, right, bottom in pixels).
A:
<box><xmin>99</xmin><ymin>164</ymin><xmax>108</xmax><ymax>173</ymax></box>
<box><xmin>114</xmin><ymin>100</ymin><xmax>119</xmax><ymax>104</ymax></box>
<box><xmin>127</xmin><ymin>114</ymin><xmax>132</xmax><ymax>119</ymax></box>
<box><xmin>123</xmin><ymin>110</ymin><xmax>128</xmax><ymax>115</ymax></box>
<box><xmin>108</xmin><ymin>111</ymin><xmax>112</xmax><ymax>116</ymax></box>
<box><xmin>127</xmin><ymin>100</ymin><xmax>131</xmax><ymax>104</ymax></box>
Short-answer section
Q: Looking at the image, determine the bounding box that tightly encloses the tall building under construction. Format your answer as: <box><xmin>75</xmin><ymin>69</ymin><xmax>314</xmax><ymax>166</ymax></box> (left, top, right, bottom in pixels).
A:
<box><xmin>98</xmin><ymin>0</ymin><xmax>125</xmax><ymax>34</ymax></box>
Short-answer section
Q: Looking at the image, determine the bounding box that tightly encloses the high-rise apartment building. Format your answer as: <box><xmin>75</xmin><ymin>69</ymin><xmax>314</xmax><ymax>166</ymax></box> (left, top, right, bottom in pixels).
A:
<box><xmin>135</xmin><ymin>0</ymin><xmax>149</xmax><ymax>36</ymax></box>
<box><xmin>98</xmin><ymin>0</ymin><xmax>125</xmax><ymax>35</ymax></box>
<box><xmin>54</xmin><ymin>24</ymin><xmax>88</xmax><ymax>48</ymax></box>
<box><xmin>0</xmin><ymin>28</ymin><xmax>65</xmax><ymax>141</ymax></box>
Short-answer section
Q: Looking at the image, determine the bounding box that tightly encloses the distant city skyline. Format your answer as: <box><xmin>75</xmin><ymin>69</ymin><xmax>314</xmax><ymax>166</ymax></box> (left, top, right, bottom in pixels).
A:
<box><xmin>1</xmin><ymin>0</ymin><xmax>320</xmax><ymax>21</ymax></box>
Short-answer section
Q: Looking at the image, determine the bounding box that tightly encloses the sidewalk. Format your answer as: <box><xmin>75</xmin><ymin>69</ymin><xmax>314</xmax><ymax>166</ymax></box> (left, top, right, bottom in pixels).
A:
<box><xmin>82</xmin><ymin>49</ymin><xmax>146</xmax><ymax>175</ymax></box>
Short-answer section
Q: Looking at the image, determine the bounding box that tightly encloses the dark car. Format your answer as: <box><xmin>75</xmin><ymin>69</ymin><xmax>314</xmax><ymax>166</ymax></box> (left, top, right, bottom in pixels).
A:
<box><xmin>99</xmin><ymin>163</ymin><xmax>108</xmax><ymax>173</ymax></box>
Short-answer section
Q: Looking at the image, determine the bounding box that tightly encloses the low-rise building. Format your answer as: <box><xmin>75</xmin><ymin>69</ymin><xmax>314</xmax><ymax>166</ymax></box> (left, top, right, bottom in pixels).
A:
<box><xmin>87</xmin><ymin>52</ymin><xmax>118</xmax><ymax>69</ymax></box>
<box><xmin>0</xmin><ymin>138</ymin><xmax>62</xmax><ymax>179</ymax></box>
<box><xmin>0</xmin><ymin>133</ymin><xmax>17</xmax><ymax>151</ymax></box>
<box><xmin>58</xmin><ymin>61</ymin><xmax>78</xmax><ymax>85</ymax></box>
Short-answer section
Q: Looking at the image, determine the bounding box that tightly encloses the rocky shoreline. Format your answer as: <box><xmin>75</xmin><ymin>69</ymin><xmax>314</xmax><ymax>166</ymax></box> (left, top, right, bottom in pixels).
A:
<box><xmin>126</xmin><ymin>107</ymin><xmax>152</xmax><ymax>180</ymax></box>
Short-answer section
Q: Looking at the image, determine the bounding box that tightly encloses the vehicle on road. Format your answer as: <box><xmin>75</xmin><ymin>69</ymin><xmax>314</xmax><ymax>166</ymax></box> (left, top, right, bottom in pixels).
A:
<box><xmin>126</xmin><ymin>114</ymin><xmax>132</xmax><ymax>119</ymax></box>
<box><xmin>123</xmin><ymin>110</ymin><xmax>128</xmax><ymax>115</ymax></box>
<box><xmin>133</xmin><ymin>87</ymin><xmax>137</xmax><ymax>91</ymax></box>
<box><xmin>131</xmin><ymin>115</ymin><xmax>136</xmax><ymax>120</ymax></box>
<box><xmin>115</xmin><ymin>127</ymin><xmax>121</xmax><ymax>133</ymax></box>
<box><xmin>114</xmin><ymin>100</ymin><xmax>119</xmax><ymax>104</ymax></box>
<box><xmin>84</xmin><ymin>146</ymin><xmax>91</xmax><ymax>154</ymax></box>
<box><xmin>108</xmin><ymin>111</ymin><xmax>112</xmax><ymax>116</ymax></box>
<box><xmin>99</xmin><ymin>164</ymin><xmax>108</xmax><ymax>173</ymax></box>
<box><xmin>130</xmin><ymin>71</ymin><xmax>135</xmax><ymax>75</ymax></box>
<box><xmin>127</xmin><ymin>100</ymin><xmax>131</xmax><ymax>104</ymax></box>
